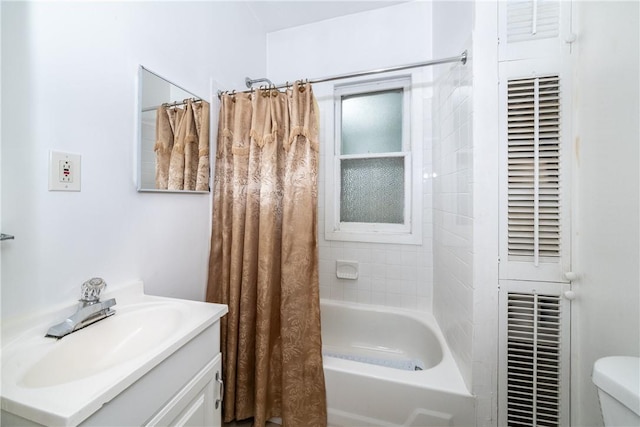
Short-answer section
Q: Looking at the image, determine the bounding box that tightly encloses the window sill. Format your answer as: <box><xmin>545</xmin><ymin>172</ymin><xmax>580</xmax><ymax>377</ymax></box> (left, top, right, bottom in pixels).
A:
<box><xmin>324</xmin><ymin>229</ymin><xmax>423</xmax><ymax>245</ymax></box>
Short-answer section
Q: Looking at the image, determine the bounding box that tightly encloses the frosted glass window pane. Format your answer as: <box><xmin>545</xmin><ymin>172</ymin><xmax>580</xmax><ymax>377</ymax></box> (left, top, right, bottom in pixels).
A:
<box><xmin>341</xmin><ymin>157</ymin><xmax>404</xmax><ymax>224</ymax></box>
<box><xmin>341</xmin><ymin>90</ymin><xmax>403</xmax><ymax>155</ymax></box>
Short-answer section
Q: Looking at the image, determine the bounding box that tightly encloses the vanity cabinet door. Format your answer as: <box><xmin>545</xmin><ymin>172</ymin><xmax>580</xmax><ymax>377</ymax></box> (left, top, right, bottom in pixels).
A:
<box><xmin>146</xmin><ymin>353</ymin><xmax>222</xmax><ymax>427</ymax></box>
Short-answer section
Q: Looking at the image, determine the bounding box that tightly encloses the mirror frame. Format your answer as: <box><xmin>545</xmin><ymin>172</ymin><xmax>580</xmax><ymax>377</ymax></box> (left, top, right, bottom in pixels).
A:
<box><xmin>136</xmin><ymin>65</ymin><xmax>211</xmax><ymax>193</ymax></box>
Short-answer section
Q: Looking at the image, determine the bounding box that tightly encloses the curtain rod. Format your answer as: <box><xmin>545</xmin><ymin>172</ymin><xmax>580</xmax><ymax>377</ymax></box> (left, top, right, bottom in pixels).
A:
<box><xmin>142</xmin><ymin>97</ymin><xmax>202</xmax><ymax>113</ymax></box>
<box><xmin>217</xmin><ymin>50</ymin><xmax>467</xmax><ymax>98</ymax></box>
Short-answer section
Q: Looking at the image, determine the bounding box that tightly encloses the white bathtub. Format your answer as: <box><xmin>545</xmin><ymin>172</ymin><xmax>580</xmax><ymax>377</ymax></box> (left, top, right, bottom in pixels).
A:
<box><xmin>321</xmin><ymin>300</ymin><xmax>475</xmax><ymax>427</ymax></box>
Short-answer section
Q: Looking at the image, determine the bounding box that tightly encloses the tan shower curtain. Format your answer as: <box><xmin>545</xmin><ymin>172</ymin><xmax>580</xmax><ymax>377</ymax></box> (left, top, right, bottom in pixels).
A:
<box><xmin>154</xmin><ymin>104</ymin><xmax>173</xmax><ymax>189</ymax></box>
<box><xmin>192</xmin><ymin>100</ymin><xmax>211</xmax><ymax>191</ymax></box>
<box><xmin>154</xmin><ymin>99</ymin><xmax>210</xmax><ymax>190</ymax></box>
<box><xmin>206</xmin><ymin>82</ymin><xmax>327</xmax><ymax>427</ymax></box>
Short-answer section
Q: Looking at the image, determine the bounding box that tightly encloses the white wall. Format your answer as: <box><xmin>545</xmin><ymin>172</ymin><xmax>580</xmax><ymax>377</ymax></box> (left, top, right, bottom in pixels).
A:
<box><xmin>432</xmin><ymin>58</ymin><xmax>474</xmax><ymax>387</ymax></box>
<box><xmin>432</xmin><ymin>1</ymin><xmax>474</xmax><ymax>62</ymax></box>
<box><xmin>267</xmin><ymin>2</ymin><xmax>436</xmax><ymax>310</ymax></box>
<box><xmin>432</xmin><ymin>2</ymin><xmax>500</xmax><ymax>424</ymax></box>
<box><xmin>267</xmin><ymin>2</ymin><xmax>433</xmax><ymax>84</ymax></box>
<box><xmin>571</xmin><ymin>2</ymin><xmax>640</xmax><ymax>425</ymax></box>
<box><xmin>1</xmin><ymin>1</ymin><xmax>266</xmax><ymax>318</ymax></box>
<box><xmin>469</xmin><ymin>3</ymin><xmax>500</xmax><ymax>425</ymax></box>
<box><xmin>431</xmin><ymin>0</ymin><xmax>475</xmax><ymax>388</ymax></box>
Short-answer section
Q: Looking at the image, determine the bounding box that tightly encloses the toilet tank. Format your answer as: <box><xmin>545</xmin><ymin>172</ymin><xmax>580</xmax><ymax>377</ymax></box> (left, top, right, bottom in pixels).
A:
<box><xmin>592</xmin><ymin>356</ymin><xmax>640</xmax><ymax>426</ymax></box>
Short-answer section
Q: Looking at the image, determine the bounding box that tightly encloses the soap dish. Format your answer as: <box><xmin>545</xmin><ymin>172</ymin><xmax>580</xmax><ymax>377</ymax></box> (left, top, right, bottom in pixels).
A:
<box><xmin>336</xmin><ymin>260</ymin><xmax>359</xmax><ymax>280</ymax></box>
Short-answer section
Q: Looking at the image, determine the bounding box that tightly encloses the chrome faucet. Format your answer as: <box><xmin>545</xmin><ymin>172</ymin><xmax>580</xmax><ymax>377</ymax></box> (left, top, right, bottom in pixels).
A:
<box><xmin>46</xmin><ymin>278</ymin><xmax>116</xmax><ymax>339</ymax></box>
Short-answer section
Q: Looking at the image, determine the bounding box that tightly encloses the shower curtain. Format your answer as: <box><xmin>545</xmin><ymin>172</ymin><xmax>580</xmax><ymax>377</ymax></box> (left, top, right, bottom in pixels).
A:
<box><xmin>206</xmin><ymin>82</ymin><xmax>327</xmax><ymax>426</ymax></box>
<box><xmin>154</xmin><ymin>99</ymin><xmax>210</xmax><ymax>191</ymax></box>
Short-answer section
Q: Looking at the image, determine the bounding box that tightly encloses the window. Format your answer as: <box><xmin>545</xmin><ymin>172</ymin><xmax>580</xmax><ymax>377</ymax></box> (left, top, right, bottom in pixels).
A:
<box><xmin>325</xmin><ymin>76</ymin><xmax>422</xmax><ymax>244</ymax></box>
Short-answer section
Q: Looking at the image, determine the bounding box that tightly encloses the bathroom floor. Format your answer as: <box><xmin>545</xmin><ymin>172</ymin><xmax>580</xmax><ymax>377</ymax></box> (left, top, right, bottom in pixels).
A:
<box><xmin>223</xmin><ymin>420</ymin><xmax>280</xmax><ymax>427</ymax></box>
<box><xmin>224</xmin><ymin>420</ymin><xmax>334</xmax><ymax>426</ymax></box>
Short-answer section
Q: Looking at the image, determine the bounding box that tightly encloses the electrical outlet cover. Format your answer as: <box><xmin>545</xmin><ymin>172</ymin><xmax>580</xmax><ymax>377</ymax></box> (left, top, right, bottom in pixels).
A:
<box><xmin>49</xmin><ymin>151</ymin><xmax>81</xmax><ymax>191</ymax></box>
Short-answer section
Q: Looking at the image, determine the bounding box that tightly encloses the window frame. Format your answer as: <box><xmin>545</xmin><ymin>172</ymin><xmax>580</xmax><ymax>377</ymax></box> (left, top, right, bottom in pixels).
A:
<box><xmin>324</xmin><ymin>75</ymin><xmax>423</xmax><ymax>245</ymax></box>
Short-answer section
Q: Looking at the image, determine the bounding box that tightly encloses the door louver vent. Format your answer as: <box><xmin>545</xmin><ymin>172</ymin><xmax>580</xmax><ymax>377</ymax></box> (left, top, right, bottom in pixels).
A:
<box><xmin>507</xmin><ymin>292</ymin><xmax>562</xmax><ymax>427</ymax></box>
<box><xmin>507</xmin><ymin>0</ymin><xmax>560</xmax><ymax>43</ymax></box>
<box><xmin>507</xmin><ymin>75</ymin><xmax>561</xmax><ymax>262</ymax></box>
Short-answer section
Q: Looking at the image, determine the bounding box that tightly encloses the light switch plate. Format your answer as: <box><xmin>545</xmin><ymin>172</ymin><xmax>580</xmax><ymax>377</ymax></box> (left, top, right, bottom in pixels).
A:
<box><xmin>49</xmin><ymin>151</ymin><xmax>81</xmax><ymax>191</ymax></box>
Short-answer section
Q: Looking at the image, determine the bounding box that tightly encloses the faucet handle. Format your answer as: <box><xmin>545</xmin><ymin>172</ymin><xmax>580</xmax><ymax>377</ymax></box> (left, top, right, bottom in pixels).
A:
<box><xmin>80</xmin><ymin>277</ymin><xmax>107</xmax><ymax>303</ymax></box>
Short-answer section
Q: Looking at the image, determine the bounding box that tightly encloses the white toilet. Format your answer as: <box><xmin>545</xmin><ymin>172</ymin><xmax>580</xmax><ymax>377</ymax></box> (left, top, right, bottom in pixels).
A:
<box><xmin>592</xmin><ymin>356</ymin><xmax>640</xmax><ymax>426</ymax></box>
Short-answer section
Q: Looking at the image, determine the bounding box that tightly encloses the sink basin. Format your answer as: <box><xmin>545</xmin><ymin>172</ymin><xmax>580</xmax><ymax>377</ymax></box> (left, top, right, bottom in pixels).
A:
<box><xmin>1</xmin><ymin>281</ymin><xmax>228</xmax><ymax>426</ymax></box>
<box><xmin>18</xmin><ymin>302</ymin><xmax>183</xmax><ymax>388</ymax></box>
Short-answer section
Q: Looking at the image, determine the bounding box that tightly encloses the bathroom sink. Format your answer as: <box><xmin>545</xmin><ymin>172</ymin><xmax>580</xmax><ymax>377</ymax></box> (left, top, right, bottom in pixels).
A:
<box><xmin>18</xmin><ymin>302</ymin><xmax>183</xmax><ymax>388</ymax></box>
<box><xmin>1</xmin><ymin>281</ymin><xmax>228</xmax><ymax>426</ymax></box>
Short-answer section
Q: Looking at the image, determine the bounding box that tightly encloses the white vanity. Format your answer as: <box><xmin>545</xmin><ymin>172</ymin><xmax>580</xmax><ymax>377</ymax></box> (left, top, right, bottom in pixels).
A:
<box><xmin>1</xmin><ymin>281</ymin><xmax>228</xmax><ymax>426</ymax></box>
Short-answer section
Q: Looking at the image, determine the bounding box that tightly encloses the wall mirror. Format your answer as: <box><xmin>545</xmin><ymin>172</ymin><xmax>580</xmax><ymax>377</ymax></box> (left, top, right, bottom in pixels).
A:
<box><xmin>138</xmin><ymin>66</ymin><xmax>211</xmax><ymax>193</ymax></box>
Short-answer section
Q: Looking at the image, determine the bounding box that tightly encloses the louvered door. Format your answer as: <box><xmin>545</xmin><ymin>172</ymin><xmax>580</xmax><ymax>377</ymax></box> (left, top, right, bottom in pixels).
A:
<box><xmin>499</xmin><ymin>0</ymin><xmax>572</xmax><ymax>61</ymax></box>
<box><xmin>498</xmin><ymin>3</ymin><xmax>573</xmax><ymax>425</ymax></box>
<box><xmin>507</xmin><ymin>75</ymin><xmax>560</xmax><ymax>261</ymax></box>
<box><xmin>499</xmin><ymin>280</ymin><xmax>570</xmax><ymax>427</ymax></box>
<box><xmin>499</xmin><ymin>59</ymin><xmax>571</xmax><ymax>284</ymax></box>
<box><xmin>499</xmin><ymin>57</ymin><xmax>572</xmax><ymax>425</ymax></box>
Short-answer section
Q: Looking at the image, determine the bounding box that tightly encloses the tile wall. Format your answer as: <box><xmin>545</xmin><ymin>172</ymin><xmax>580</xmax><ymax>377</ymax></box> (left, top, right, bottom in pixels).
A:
<box><xmin>316</xmin><ymin>91</ymin><xmax>435</xmax><ymax>311</ymax></box>
<box><xmin>432</xmin><ymin>59</ymin><xmax>474</xmax><ymax>387</ymax></box>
